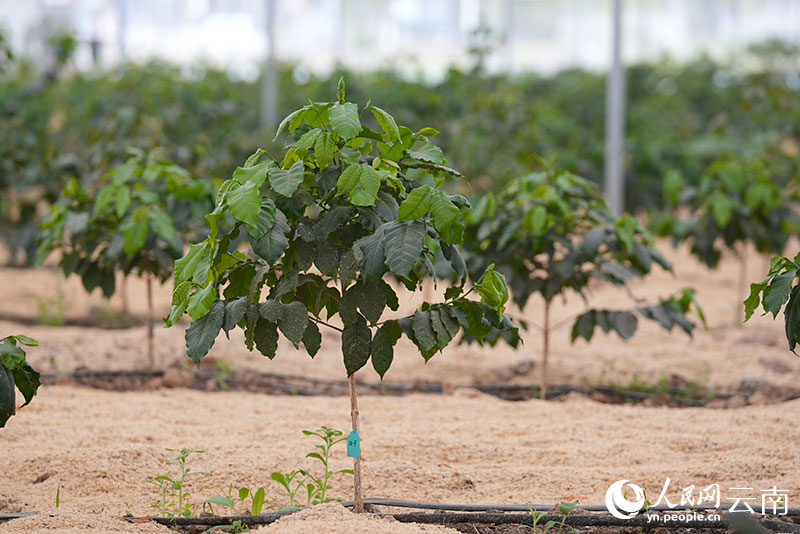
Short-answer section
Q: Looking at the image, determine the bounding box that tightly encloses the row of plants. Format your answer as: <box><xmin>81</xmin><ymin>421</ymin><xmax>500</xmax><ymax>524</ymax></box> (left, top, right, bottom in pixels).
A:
<box><xmin>1</xmin><ymin>30</ymin><xmax>798</xmax><ymax>265</ymax></box>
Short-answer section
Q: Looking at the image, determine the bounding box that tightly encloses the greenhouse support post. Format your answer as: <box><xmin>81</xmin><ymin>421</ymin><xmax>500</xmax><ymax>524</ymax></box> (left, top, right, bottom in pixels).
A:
<box><xmin>604</xmin><ymin>0</ymin><xmax>625</xmax><ymax>216</ymax></box>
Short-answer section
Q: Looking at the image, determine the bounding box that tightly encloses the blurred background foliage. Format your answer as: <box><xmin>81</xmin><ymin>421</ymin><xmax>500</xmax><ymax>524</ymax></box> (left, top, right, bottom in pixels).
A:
<box><xmin>1</xmin><ymin>29</ymin><xmax>799</xmax><ymax>266</ymax></box>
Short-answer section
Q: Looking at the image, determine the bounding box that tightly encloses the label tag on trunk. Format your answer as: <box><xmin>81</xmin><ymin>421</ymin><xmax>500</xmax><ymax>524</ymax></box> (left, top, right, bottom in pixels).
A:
<box><xmin>346</xmin><ymin>429</ymin><xmax>360</xmax><ymax>458</ymax></box>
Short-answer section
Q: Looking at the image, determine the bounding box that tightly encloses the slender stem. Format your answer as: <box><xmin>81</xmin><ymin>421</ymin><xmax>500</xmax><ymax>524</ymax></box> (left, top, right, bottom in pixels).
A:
<box><xmin>120</xmin><ymin>274</ymin><xmax>129</xmax><ymax>314</ymax></box>
<box><xmin>348</xmin><ymin>373</ymin><xmax>364</xmax><ymax>513</ymax></box>
<box><xmin>541</xmin><ymin>299</ymin><xmax>551</xmax><ymax>400</ymax></box>
<box><xmin>146</xmin><ymin>264</ymin><xmax>154</xmax><ymax>369</ymax></box>
<box><xmin>343</xmin><ymin>278</ymin><xmax>364</xmax><ymax>514</ymax></box>
<box><xmin>309</xmin><ymin>316</ymin><xmax>343</xmax><ymax>333</ymax></box>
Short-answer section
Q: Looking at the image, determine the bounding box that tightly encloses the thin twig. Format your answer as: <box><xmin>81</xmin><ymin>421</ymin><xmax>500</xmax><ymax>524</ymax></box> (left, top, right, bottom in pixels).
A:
<box><xmin>308</xmin><ymin>316</ymin><xmax>343</xmax><ymax>333</ymax></box>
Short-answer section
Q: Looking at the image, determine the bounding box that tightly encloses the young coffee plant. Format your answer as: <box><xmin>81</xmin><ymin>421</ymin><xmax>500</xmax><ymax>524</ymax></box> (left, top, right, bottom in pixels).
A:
<box><xmin>744</xmin><ymin>253</ymin><xmax>800</xmax><ymax>352</ymax></box>
<box><xmin>464</xmin><ymin>169</ymin><xmax>704</xmax><ymax>398</ymax></box>
<box><xmin>0</xmin><ymin>334</ymin><xmax>40</xmax><ymax>427</ymax></box>
<box><xmin>145</xmin><ymin>447</ymin><xmax>211</xmax><ymax>517</ymax></box>
<box><xmin>36</xmin><ymin>150</ymin><xmax>214</xmax><ymax>366</ymax></box>
<box><xmin>651</xmin><ymin>156</ymin><xmax>800</xmax><ymax>319</ymax></box>
<box><xmin>165</xmin><ymin>79</ymin><xmax>518</xmax><ymax>512</ymax></box>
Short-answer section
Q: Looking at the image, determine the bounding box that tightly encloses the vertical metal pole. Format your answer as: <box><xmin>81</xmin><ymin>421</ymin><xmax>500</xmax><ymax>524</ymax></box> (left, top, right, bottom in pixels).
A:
<box><xmin>262</xmin><ymin>0</ymin><xmax>278</xmax><ymax>130</ymax></box>
<box><xmin>117</xmin><ymin>0</ymin><xmax>127</xmax><ymax>61</ymax></box>
<box><xmin>604</xmin><ymin>0</ymin><xmax>625</xmax><ymax>215</ymax></box>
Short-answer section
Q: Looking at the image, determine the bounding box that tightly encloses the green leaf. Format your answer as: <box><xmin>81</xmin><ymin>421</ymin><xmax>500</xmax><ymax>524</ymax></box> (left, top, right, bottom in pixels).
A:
<box><xmin>371</xmin><ymin>326</ymin><xmax>394</xmax><ymax>379</ymax></box>
<box><xmin>744</xmin><ymin>280</ymin><xmax>767</xmax><ymax>321</ymax></box>
<box><xmin>0</xmin><ymin>366</ymin><xmax>14</xmax><ymax>427</ymax></box>
<box><xmin>708</xmin><ymin>190</ymin><xmax>734</xmax><ymax>228</ymax></box>
<box><xmin>251</xmin><ymin>210</ymin><xmax>290</xmax><ymax>264</ymax></box>
<box><xmin>260</xmin><ymin>300</ymin><xmax>284</xmax><ymax>322</ymax></box>
<box><xmin>408</xmin><ymin>142</ymin><xmax>445</xmax><ymax>164</ymax></box>
<box><xmin>269</xmin><ymin>160</ymin><xmax>305</xmax><ymax>197</ymax></box>
<box><xmin>12</xmin><ymin>361</ymin><xmax>40</xmax><ymax>408</ymax></box>
<box><xmin>186</xmin><ymin>301</ymin><xmax>224</xmax><ymax>364</ymax></box>
<box><xmin>412</xmin><ymin>311</ymin><xmax>438</xmax><ymax>359</ymax></box>
<box><xmin>233</xmin><ymin>161</ymin><xmax>270</xmax><ymax>188</ymax></box>
<box><xmin>315</xmin><ymin>130</ymin><xmax>336</xmax><ymax>168</ymax></box>
<box><xmin>337</xmin><ymin>164</ymin><xmax>381</xmax><ymax>206</ymax></box>
<box><xmin>115</xmin><ymin>186</ymin><xmax>131</xmax><ymax>218</ymax></box>
<box><xmin>187</xmin><ymin>285</ymin><xmax>218</xmax><ymax>320</ymax></box>
<box><xmin>398</xmin><ymin>185</ymin><xmax>433</xmax><ymax>220</ymax></box>
<box><xmin>149</xmin><ymin>209</ymin><xmax>177</xmax><ymax>245</ymax></box>
<box><xmin>353</xmin><ymin>230</ymin><xmax>387</xmax><ymax>280</ymax></box>
<box><xmin>251</xmin><ymin>488</ymin><xmax>266</xmax><ymax>515</ymax></box>
<box><xmin>227</xmin><ymin>181</ymin><xmax>262</xmax><ymax>226</ymax></box>
<box><xmin>278</xmin><ymin>301</ymin><xmax>308</xmax><ymax>348</ymax></box>
<box><xmin>122</xmin><ymin>206</ymin><xmax>150</xmax><ymax>257</ymax></box>
<box><xmin>0</xmin><ymin>339</ymin><xmax>25</xmax><ymax>370</ymax></box>
<box><xmin>383</xmin><ymin>221</ymin><xmax>425</xmax><ymax>278</ymax></box>
<box><xmin>571</xmin><ymin>311</ymin><xmax>595</xmax><ymax>342</ymax></box>
<box><xmin>369</xmin><ymin>106</ymin><xmax>401</xmax><ymax>142</ymax></box>
<box><xmin>174</xmin><ymin>243</ymin><xmax>208</xmax><ymax>285</ymax></box>
<box><xmin>611</xmin><ymin>311</ymin><xmax>638</xmax><ymax>340</ymax></box>
<box><xmin>253</xmin><ymin>318</ymin><xmax>279</xmax><ymax>359</ymax></box>
<box><xmin>784</xmin><ymin>285</ymin><xmax>800</xmax><ymax>353</ymax></box>
<box><xmin>12</xmin><ymin>335</ymin><xmax>38</xmax><ymax>347</ymax></box>
<box><xmin>223</xmin><ymin>297</ymin><xmax>248</xmax><ymax>334</ymax></box>
<box><xmin>764</xmin><ymin>270</ymin><xmax>797</xmax><ymax>318</ymax></box>
<box><xmin>330</xmin><ymin>102</ymin><xmax>361</xmax><ymax>140</ymax></box>
<box><xmin>342</xmin><ymin>317</ymin><xmax>371</xmax><ymax>376</ymax></box>
<box><xmin>247</xmin><ymin>198</ymin><xmax>277</xmax><ymax>240</ymax></box>
<box><xmin>204</xmin><ymin>496</ymin><xmax>235</xmax><ymax>509</ymax></box>
<box><xmin>429</xmin><ymin>190</ymin><xmax>459</xmax><ymax>235</ymax></box>
<box><xmin>475</xmin><ymin>265</ymin><xmax>509</xmax><ymax>312</ymax></box>
<box><xmin>302</xmin><ymin>321</ymin><xmax>322</xmax><ymax>357</ymax></box>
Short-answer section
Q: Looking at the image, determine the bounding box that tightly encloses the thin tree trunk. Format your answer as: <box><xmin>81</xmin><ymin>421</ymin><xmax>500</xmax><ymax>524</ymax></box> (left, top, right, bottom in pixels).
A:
<box><xmin>348</xmin><ymin>373</ymin><xmax>364</xmax><ymax>513</ymax></box>
<box><xmin>737</xmin><ymin>242</ymin><xmax>748</xmax><ymax>325</ymax></box>
<box><xmin>120</xmin><ymin>275</ymin><xmax>129</xmax><ymax>314</ymax></box>
<box><xmin>541</xmin><ymin>299</ymin><xmax>550</xmax><ymax>400</ymax></box>
<box><xmin>146</xmin><ymin>270</ymin><xmax>154</xmax><ymax>369</ymax></box>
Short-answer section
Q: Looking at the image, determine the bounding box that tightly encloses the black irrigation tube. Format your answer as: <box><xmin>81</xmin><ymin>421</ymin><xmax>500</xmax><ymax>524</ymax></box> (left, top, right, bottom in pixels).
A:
<box><xmin>40</xmin><ymin>368</ymin><xmax>763</xmax><ymax>405</ymax></box>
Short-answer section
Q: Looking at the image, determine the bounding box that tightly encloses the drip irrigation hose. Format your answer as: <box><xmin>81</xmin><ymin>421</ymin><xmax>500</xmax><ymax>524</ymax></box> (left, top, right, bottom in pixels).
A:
<box><xmin>39</xmin><ymin>368</ymin><xmax>774</xmax><ymax>406</ymax></box>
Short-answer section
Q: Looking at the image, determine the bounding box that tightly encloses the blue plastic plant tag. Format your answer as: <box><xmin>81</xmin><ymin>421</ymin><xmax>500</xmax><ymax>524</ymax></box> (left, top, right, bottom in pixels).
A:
<box><xmin>346</xmin><ymin>429</ymin><xmax>360</xmax><ymax>458</ymax></box>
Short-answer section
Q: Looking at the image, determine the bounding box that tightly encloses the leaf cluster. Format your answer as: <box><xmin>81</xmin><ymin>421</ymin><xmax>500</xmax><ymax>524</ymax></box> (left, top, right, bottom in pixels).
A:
<box><xmin>463</xmin><ymin>168</ymin><xmax>702</xmax><ymax>342</ymax></box>
<box><xmin>744</xmin><ymin>254</ymin><xmax>800</xmax><ymax>352</ymax></box>
<box><xmin>36</xmin><ymin>150</ymin><xmax>214</xmax><ymax>297</ymax></box>
<box><xmin>651</xmin><ymin>157</ymin><xmax>800</xmax><ymax>268</ymax></box>
<box><xmin>167</xmin><ymin>81</ymin><xmax>518</xmax><ymax>378</ymax></box>
<box><xmin>0</xmin><ymin>334</ymin><xmax>40</xmax><ymax>427</ymax></box>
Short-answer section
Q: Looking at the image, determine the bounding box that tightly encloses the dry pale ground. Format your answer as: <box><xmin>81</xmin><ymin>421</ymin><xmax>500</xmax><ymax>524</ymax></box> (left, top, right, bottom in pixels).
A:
<box><xmin>2</xmin><ymin>241</ymin><xmax>799</xmax><ymax>392</ymax></box>
<box><xmin>1</xmin><ymin>387</ymin><xmax>798</xmax><ymax>533</ymax></box>
<box><xmin>1</xmin><ymin>242</ymin><xmax>799</xmax><ymax>533</ymax></box>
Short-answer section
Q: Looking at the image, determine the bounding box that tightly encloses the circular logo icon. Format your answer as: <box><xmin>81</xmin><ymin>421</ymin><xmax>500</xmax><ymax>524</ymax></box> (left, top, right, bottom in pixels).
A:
<box><xmin>605</xmin><ymin>480</ymin><xmax>646</xmax><ymax>520</ymax></box>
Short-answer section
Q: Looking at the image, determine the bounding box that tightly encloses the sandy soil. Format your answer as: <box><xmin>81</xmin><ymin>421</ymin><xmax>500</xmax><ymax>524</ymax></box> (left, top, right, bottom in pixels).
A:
<box><xmin>1</xmin><ymin>386</ymin><xmax>798</xmax><ymax>533</ymax></box>
<box><xmin>1</xmin><ymin>243</ymin><xmax>799</xmax><ymax>532</ymax></box>
<box><xmin>254</xmin><ymin>502</ymin><xmax>459</xmax><ymax>534</ymax></box>
<box><xmin>4</xmin><ymin>241</ymin><xmax>798</xmax><ymax>393</ymax></box>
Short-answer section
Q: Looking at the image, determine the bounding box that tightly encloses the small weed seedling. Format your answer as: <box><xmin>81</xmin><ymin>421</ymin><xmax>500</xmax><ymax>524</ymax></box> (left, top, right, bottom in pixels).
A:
<box><xmin>146</xmin><ymin>448</ymin><xmax>211</xmax><ymax>517</ymax></box>
<box><xmin>269</xmin><ymin>470</ymin><xmax>307</xmax><ymax>509</ymax></box>
<box><xmin>301</xmin><ymin>426</ymin><xmax>354</xmax><ymax>504</ymax></box>
<box><xmin>213</xmin><ymin>361</ymin><xmax>234</xmax><ymax>391</ymax></box>
<box><xmin>270</xmin><ymin>426</ymin><xmax>352</xmax><ymax>507</ymax></box>
<box><xmin>203</xmin><ymin>484</ymin><xmax>269</xmax><ymax>516</ymax></box>
<box><xmin>526</xmin><ymin>500</ymin><xmax>579</xmax><ymax>534</ymax></box>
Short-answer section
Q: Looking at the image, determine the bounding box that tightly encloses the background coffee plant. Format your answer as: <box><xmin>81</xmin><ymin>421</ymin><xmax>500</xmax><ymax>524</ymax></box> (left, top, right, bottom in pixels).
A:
<box><xmin>463</xmin><ymin>168</ymin><xmax>706</xmax><ymax>398</ymax></box>
<box><xmin>36</xmin><ymin>151</ymin><xmax>214</xmax><ymax>366</ymax></box>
